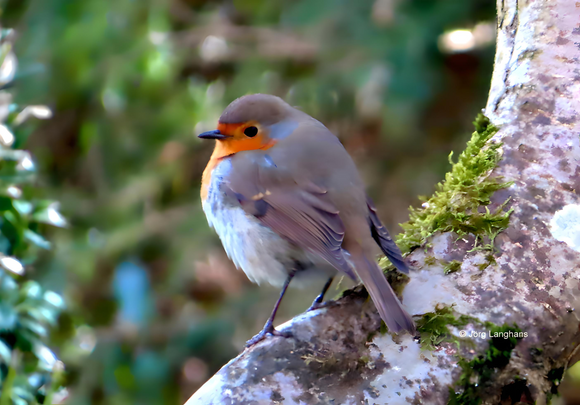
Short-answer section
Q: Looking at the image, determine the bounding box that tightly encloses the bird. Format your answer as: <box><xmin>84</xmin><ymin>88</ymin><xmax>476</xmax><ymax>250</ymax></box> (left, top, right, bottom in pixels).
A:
<box><xmin>198</xmin><ymin>94</ymin><xmax>415</xmax><ymax>346</ymax></box>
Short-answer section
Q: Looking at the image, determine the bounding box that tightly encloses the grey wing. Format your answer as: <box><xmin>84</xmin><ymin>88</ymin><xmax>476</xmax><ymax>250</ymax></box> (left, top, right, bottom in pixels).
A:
<box><xmin>225</xmin><ymin>152</ymin><xmax>357</xmax><ymax>280</ymax></box>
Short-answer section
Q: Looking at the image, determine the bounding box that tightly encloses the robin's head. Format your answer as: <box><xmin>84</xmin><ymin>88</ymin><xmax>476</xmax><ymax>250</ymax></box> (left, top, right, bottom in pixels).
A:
<box><xmin>198</xmin><ymin>94</ymin><xmax>298</xmax><ymax>157</ymax></box>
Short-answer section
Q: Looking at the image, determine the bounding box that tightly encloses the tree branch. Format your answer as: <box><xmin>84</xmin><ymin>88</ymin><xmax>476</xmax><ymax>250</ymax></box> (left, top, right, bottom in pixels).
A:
<box><xmin>186</xmin><ymin>0</ymin><xmax>580</xmax><ymax>403</ymax></box>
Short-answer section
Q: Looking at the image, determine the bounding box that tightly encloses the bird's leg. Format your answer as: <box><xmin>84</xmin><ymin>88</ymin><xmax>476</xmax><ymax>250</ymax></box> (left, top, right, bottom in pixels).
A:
<box><xmin>245</xmin><ymin>271</ymin><xmax>295</xmax><ymax>348</ymax></box>
<box><xmin>307</xmin><ymin>277</ymin><xmax>334</xmax><ymax>311</ymax></box>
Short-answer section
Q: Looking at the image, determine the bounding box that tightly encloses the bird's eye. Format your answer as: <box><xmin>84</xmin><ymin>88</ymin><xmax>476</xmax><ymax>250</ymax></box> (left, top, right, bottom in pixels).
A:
<box><xmin>244</xmin><ymin>126</ymin><xmax>258</xmax><ymax>137</ymax></box>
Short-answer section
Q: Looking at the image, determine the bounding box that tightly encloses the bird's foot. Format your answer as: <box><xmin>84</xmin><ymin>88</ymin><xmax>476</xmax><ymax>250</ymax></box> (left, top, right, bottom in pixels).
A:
<box><xmin>245</xmin><ymin>321</ymin><xmax>293</xmax><ymax>348</ymax></box>
<box><xmin>307</xmin><ymin>301</ymin><xmax>330</xmax><ymax>312</ymax></box>
<box><xmin>306</xmin><ymin>294</ymin><xmax>332</xmax><ymax>312</ymax></box>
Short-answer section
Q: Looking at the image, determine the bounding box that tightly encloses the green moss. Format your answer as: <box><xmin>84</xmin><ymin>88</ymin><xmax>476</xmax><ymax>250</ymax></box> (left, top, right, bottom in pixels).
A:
<box><xmin>383</xmin><ymin>264</ymin><xmax>411</xmax><ymax>296</ymax></box>
<box><xmin>416</xmin><ymin>305</ymin><xmax>475</xmax><ymax>350</ymax></box>
<box><xmin>547</xmin><ymin>367</ymin><xmax>564</xmax><ymax>384</ymax></box>
<box><xmin>397</xmin><ymin>114</ymin><xmax>513</xmax><ymax>254</ymax></box>
<box><xmin>443</xmin><ymin>260</ymin><xmax>462</xmax><ymax>275</ymax></box>
<box><xmin>424</xmin><ymin>255</ymin><xmax>437</xmax><ymax>266</ymax></box>
<box><xmin>545</xmin><ymin>367</ymin><xmax>564</xmax><ymax>404</ymax></box>
<box><xmin>530</xmin><ymin>347</ymin><xmax>543</xmax><ymax>356</ymax></box>
<box><xmin>449</xmin><ymin>324</ymin><xmax>524</xmax><ymax>405</ymax></box>
<box><xmin>416</xmin><ymin>310</ymin><xmax>526</xmax><ymax>404</ymax></box>
<box><xmin>379</xmin><ymin>321</ymin><xmax>388</xmax><ymax>335</ymax></box>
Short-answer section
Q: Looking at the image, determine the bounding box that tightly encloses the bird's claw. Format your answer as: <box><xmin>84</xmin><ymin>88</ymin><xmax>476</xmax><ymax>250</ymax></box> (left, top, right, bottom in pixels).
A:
<box><xmin>306</xmin><ymin>294</ymin><xmax>332</xmax><ymax>312</ymax></box>
<box><xmin>245</xmin><ymin>323</ymin><xmax>293</xmax><ymax>348</ymax></box>
<box><xmin>307</xmin><ymin>300</ymin><xmax>329</xmax><ymax>312</ymax></box>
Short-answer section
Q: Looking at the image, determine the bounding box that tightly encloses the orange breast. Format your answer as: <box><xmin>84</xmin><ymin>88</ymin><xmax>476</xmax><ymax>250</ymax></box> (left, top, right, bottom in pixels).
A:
<box><xmin>201</xmin><ymin>159</ymin><xmax>216</xmax><ymax>201</ymax></box>
<box><xmin>200</xmin><ymin>135</ymin><xmax>277</xmax><ymax>201</ymax></box>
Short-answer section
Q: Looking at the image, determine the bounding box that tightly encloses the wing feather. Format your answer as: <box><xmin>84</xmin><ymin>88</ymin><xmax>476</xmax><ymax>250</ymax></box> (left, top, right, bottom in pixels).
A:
<box><xmin>366</xmin><ymin>196</ymin><xmax>409</xmax><ymax>274</ymax></box>
<box><xmin>226</xmin><ymin>153</ymin><xmax>355</xmax><ymax>279</ymax></box>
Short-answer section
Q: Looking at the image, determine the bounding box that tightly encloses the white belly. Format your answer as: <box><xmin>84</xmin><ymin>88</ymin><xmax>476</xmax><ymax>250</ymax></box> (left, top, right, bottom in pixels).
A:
<box><xmin>202</xmin><ymin>159</ymin><xmax>335</xmax><ymax>287</ymax></box>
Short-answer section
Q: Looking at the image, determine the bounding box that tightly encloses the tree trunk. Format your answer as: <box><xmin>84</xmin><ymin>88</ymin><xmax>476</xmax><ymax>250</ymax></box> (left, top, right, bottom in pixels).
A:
<box><xmin>186</xmin><ymin>0</ymin><xmax>580</xmax><ymax>403</ymax></box>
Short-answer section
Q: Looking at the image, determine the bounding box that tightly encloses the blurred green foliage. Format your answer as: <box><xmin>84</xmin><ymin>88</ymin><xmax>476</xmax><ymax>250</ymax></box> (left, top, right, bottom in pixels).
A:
<box><xmin>1</xmin><ymin>0</ymin><xmax>499</xmax><ymax>403</ymax></box>
<box><xmin>0</xmin><ymin>29</ymin><xmax>71</xmax><ymax>404</ymax></box>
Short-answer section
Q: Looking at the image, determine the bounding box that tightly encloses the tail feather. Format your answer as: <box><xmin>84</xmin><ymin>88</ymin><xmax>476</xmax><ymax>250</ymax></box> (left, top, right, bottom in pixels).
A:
<box><xmin>352</xmin><ymin>252</ymin><xmax>415</xmax><ymax>334</ymax></box>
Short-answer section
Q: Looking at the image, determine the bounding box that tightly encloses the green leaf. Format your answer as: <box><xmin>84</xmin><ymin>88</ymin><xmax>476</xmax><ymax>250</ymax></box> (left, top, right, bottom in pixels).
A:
<box><xmin>3</xmin><ymin>209</ymin><xmax>20</xmax><ymax>227</ymax></box>
<box><xmin>19</xmin><ymin>281</ymin><xmax>42</xmax><ymax>300</ymax></box>
<box><xmin>0</xmin><ymin>302</ymin><xmax>17</xmax><ymax>331</ymax></box>
<box><xmin>0</xmin><ymin>338</ymin><xmax>11</xmax><ymax>364</ymax></box>
<box><xmin>0</xmin><ymin>196</ymin><xmax>13</xmax><ymax>211</ymax></box>
<box><xmin>0</xmin><ymin>233</ymin><xmax>11</xmax><ymax>254</ymax></box>
<box><xmin>23</xmin><ymin>230</ymin><xmax>51</xmax><ymax>249</ymax></box>
<box><xmin>43</xmin><ymin>291</ymin><xmax>65</xmax><ymax>309</ymax></box>
<box><xmin>32</xmin><ymin>206</ymin><xmax>67</xmax><ymax>227</ymax></box>
<box><xmin>12</xmin><ymin>200</ymin><xmax>33</xmax><ymax>216</ymax></box>
<box><xmin>24</xmin><ymin>307</ymin><xmax>58</xmax><ymax>326</ymax></box>
<box><xmin>0</xmin><ymin>256</ymin><xmax>24</xmax><ymax>275</ymax></box>
<box><xmin>19</xmin><ymin>319</ymin><xmax>48</xmax><ymax>338</ymax></box>
<box><xmin>33</xmin><ymin>344</ymin><xmax>57</xmax><ymax>372</ymax></box>
<box><xmin>15</xmin><ymin>328</ymin><xmax>40</xmax><ymax>352</ymax></box>
<box><xmin>0</xmin><ymin>272</ymin><xmax>18</xmax><ymax>296</ymax></box>
<box><xmin>12</xmin><ymin>397</ymin><xmax>28</xmax><ymax>405</ymax></box>
<box><xmin>11</xmin><ymin>386</ymin><xmax>35</xmax><ymax>401</ymax></box>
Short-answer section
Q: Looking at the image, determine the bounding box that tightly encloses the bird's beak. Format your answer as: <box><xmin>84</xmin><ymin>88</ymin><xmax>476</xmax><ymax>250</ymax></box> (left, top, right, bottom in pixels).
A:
<box><xmin>198</xmin><ymin>129</ymin><xmax>227</xmax><ymax>140</ymax></box>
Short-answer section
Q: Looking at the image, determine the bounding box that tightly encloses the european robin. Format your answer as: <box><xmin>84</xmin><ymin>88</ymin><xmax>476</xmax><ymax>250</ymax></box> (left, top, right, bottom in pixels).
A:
<box><xmin>199</xmin><ymin>94</ymin><xmax>415</xmax><ymax>346</ymax></box>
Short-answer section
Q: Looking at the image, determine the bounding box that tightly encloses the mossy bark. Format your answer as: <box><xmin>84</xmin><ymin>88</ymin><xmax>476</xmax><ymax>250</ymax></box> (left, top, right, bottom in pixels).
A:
<box><xmin>187</xmin><ymin>0</ymin><xmax>580</xmax><ymax>403</ymax></box>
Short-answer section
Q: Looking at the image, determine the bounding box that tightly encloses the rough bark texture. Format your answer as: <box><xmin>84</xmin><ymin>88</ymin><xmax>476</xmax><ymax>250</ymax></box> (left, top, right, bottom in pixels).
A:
<box><xmin>186</xmin><ymin>1</ymin><xmax>580</xmax><ymax>403</ymax></box>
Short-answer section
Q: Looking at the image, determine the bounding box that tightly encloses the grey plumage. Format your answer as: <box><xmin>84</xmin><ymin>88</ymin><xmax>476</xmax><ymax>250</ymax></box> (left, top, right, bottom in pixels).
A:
<box><xmin>201</xmin><ymin>94</ymin><xmax>415</xmax><ymax>334</ymax></box>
